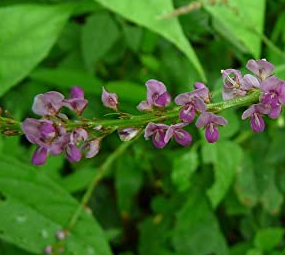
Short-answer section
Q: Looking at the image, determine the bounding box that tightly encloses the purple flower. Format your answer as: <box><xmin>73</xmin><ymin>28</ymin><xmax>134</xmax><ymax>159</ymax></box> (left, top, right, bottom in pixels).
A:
<box><xmin>22</xmin><ymin>118</ymin><xmax>56</xmax><ymax>144</ymax></box>
<box><xmin>65</xmin><ymin>143</ymin><xmax>81</xmax><ymax>162</ymax></box>
<box><xmin>44</xmin><ymin>245</ymin><xmax>53</xmax><ymax>254</ymax></box>
<box><xmin>137</xmin><ymin>79</ymin><xmax>171</xmax><ymax>111</ymax></box>
<box><xmin>63</xmin><ymin>86</ymin><xmax>88</xmax><ymax>115</ymax></box>
<box><xmin>174</xmin><ymin>90</ymin><xmax>207</xmax><ymax>123</ymax></box>
<box><xmin>82</xmin><ymin>139</ymin><xmax>100</xmax><ymax>158</ymax></box>
<box><xmin>165</xmin><ymin>123</ymin><xmax>192</xmax><ymax>146</ymax></box>
<box><xmin>195</xmin><ymin>112</ymin><xmax>228</xmax><ymax>143</ymax></box>
<box><xmin>118</xmin><ymin>127</ymin><xmax>141</xmax><ymax>141</ymax></box>
<box><xmin>242</xmin><ymin>104</ymin><xmax>269</xmax><ymax>132</ymax></box>
<box><xmin>144</xmin><ymin>122</ymin><xmax>169</xmax><ymax>148</ymax></box>
<box><xmin>70</xmin><ymin>128</ymin><xmax>88</xmax><ymax>145</ymax></box>
<box><xmin>221</xmin><ymin>69</ymin><xmax>258</xmax><ymax>100</ymax></box>
<box><xmin>32</xmin><ymin>146</ymin><xmax>48</xmax><ymax>165</ymax></box>
<box><xmin>246</xmin><ymin>59</ymin><xmax>274</xmax><ymax>81</ymax></box>
<box><xmin>260</xmin><ymin>76</ymin><xmax>285</xmax><ymax>118</ymax></box>
<box><xmin>32</xmin><ymin>91</ymin><xmax>64</xmax><ymax>116</ymax></box>
<box><xmin>102</xmin><ymin>87</ymin><xmax>119</xmax><ymax>110</ymax></box>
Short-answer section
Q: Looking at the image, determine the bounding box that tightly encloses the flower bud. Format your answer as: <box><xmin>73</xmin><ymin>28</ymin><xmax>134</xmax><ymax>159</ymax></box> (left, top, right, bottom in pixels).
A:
<box><xmin>101</xmin><ymin>87</ymin><xmax>119</xmax><ymax>110</ymax></box>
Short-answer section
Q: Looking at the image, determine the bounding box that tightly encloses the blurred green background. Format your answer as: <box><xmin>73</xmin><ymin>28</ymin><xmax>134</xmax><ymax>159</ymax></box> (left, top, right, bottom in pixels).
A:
<box><xmin>0</xmin><ymin>0</ymin><xmax>285</xmax><ymax>255</ymax></box>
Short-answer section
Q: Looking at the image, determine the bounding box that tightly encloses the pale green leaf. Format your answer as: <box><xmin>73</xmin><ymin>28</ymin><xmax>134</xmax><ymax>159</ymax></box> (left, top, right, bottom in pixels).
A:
<box><xmin>205</xmin><ymin>0</ymin><xmax>265</xmax><ymax>58</ymax></box>
<box><xmin>0</xmin><ymin>4</ymin><xmax>73</xmax><ymax>96</ymax></box>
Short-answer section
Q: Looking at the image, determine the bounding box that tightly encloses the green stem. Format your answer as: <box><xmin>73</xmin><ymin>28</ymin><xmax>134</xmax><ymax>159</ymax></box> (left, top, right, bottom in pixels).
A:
<box><xmin>0</xmin><ymin>90</ymin><xmax>262</xmax><ymax>135</ymax></box>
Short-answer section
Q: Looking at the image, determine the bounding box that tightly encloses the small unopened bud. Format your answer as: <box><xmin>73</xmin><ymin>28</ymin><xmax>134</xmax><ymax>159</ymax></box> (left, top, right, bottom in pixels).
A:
<box><xmin>194</xmin><ymin>82</ymin><xmax>206</xmax><ymax>90</ymax></box>
<box><xmin>82</xmin><ymin>139</ymin><xmax>100</xmax><ymax>158</ymax></box>
<box><xmin>44</xmin><ymin>245</ymin><xmax>53</xmax><ymax>254</ymax></box>
<box><xmin>56</xmin><ymin>229</ymin><xmax>66</xmax><ymax>240</ymax></box>
<box><xmin>118</xmin><ymin>127</ymin><xmax>141</xmax><ymax>141</ymax></box>
<box><xmin>101</xmin><ymin>87</ymin><xmax>119</xmax><ymax>110</ymax></box>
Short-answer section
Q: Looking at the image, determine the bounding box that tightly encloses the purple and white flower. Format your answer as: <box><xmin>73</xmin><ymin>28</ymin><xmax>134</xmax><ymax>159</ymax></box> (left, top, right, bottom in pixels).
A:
<box><xmin>195</xmin><ymin>112</ymin><xmax>228</xmax><ymax>143</ymax></box>
<box><xmin>164</xmin><ymin>123</ymin><xmax>192</xmax><ymax>146</ymax></box>
<box><xmin>246</xmin><ymin>59</ymin><xmax>274</xmax><ymax>81</ymax></box>
<box><xmin>174</xmin><ymin>88</ymin><xmax>208</xmax><ymax>123</ymax></box>
<box><xmin>137</xmin><ymin>79</ymin><xmax>171</xmax><ymax>111</ymax></box>
<box><xmin>260</xmin><ymin>75</ymin><xmax>285</xmax><ymax>119</ymax></box>
<box><xmin>102</xmin><ymin>87</ymin><xmax>119</xmax><ymax>110</ymax></box>
<box><xmin>144</xmin><ymin>122</ymin><xmax>169</xmax><ymax>148</ymax></box>
<box><xmin>242</xmin><ymin>104</ymin><xmax>269</xmax><ymax>133</ymax></box>
<box><xmin>63</xmin><ymin>86</ymin><xmax>88</xmax><ymax>115</ymax></box>
<box><xmin>32</xmin><ymin>91</ymin><xmax>64</xmax><ymax>116</ymax></box>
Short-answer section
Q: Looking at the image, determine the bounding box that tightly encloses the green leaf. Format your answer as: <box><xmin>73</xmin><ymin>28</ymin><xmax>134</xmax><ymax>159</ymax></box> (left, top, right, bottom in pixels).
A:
<box><xmin>235</xmin><ymin>155</ymin><xmax>259</xmax><ymax>208</ymax></box>
<box><xmin>171</xmin><ymin>147</ymin><xmax>199</xmax><ymax>192</ymax></box>
<box><xmin>30</xmin><ymin>68</ymin><xmax>145</xmax><ymax>103</ymax></box>
<box><xmin>115</xmin><ymin>155</ymin><xmax>143</xmax><ymax>213</ymax></box>
<box><xmin>202</xmin><ymin>141</ymin><xmax>243</xmax><ymax>208</ymax></box>
<box><xmin>205</xmin><ymin>0</ymin><xmax>265</xmax><ymax>58</ymax></box>
<box><xmin>0</xmin><ymin>156</ymin><xmax>113</xmax><ymax>255</ymax></box>
<box><xmin>81</xmin><ymin>12</ymin><xmax>120</xmax><ymax>71</ymax></box>
<box><xmin>254</xmin><ymin>227</ymin><xmax>284</xmax><ymax>252</ymax></box>
<box><xmin>0</xmin><ymin>4</ymin><xmax>73</xmax><ymax>96</ymax></box>
<box><xmin>92</xmin><ymin>0</ymin><xmax>206</xmax><ymax>81</ymax></box>
<box><xmin>172</xmin><ymin>186</ymin><xmax>228</xmax><ymax>255</ymax></box>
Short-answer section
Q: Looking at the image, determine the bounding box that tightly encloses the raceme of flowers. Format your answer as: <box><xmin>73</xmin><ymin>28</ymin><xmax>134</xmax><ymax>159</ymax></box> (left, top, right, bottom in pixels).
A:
<box><xmin>20</xmin><ymin>59</ymin><xmax>285</xmax><ymax>165</ymax></box>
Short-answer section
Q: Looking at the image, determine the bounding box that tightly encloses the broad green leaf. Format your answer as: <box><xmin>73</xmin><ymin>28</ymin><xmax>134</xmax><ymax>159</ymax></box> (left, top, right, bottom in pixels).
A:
<box><xmin>254</xmin><ymin>227</ymin><xmax>284</xmax><ymax>252</ymax></box>
<box><xmin>202</xmin><ymin>141</ymin><xmax>243</xmax><ymax>208</ymax></box>
<box><xmin>0</xmin><ymin>4</ymin><xmax>73</xmax><ymax>96</ymax></box>
<box><xmin>0</xmin><ymin>156</ymin><xmax>113</xmax><ymax>255</ymax></box>
<box><xmin>81</xmin><ymin>13</ymin><xmax>120</xmax><ymax>71</ymax></box>
<box><xmin>92</xmin><ymin>0</ymin><xmax>206</xmax><ymax>81</ymax></box>
<box><xmin>205</xmin><ymin>0</ymin><xmax>265</xmax><ymax>58</ymax></box>
<box><xmin>171</xmin><ymin>147</ymin><xmax>199</xmax><ymax>192</ymax></box>
<box><xmin>172</xmin><ymin>186</ymin><xmax>228</xmax><ymax>255</ymax></box>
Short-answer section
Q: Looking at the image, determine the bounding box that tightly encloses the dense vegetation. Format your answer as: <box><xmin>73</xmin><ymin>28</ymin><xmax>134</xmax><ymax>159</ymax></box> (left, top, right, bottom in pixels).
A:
<box><xmin>0</xmin><ymin>0</ymin><xmax>285</xmax><ymax>255</ymax></box>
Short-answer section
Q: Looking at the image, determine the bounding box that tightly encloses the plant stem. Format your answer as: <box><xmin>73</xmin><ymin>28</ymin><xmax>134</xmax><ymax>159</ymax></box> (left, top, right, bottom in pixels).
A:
<box><xmin>0</xmin><ymin>90</ymin><xmax>262</xmax><ymax>135</ymax></box>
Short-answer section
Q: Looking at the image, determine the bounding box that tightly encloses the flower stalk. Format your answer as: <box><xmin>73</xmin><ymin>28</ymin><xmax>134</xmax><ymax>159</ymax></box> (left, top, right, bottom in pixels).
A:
<box><xmin>0</xmin><ymin>90</ymin><xmax>262</xmax><ymax>136</ymax></box>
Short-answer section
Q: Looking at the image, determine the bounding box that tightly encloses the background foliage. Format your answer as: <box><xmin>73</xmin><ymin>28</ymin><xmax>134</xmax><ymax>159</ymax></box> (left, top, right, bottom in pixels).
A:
<box><xmin>0</xmin><ymin>0</ymin><xmax>285</xmax><ymax>255</ymax></box>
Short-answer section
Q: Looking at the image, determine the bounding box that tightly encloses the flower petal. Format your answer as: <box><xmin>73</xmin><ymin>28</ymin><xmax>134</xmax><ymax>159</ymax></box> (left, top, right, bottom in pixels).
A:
<box><xmin>101</xmin><ymin>87</ymin><xmax>119</xmax><ymax>110</ymax></box>
<box><xmin>32</xmin><ymin>146</ymin><xmax>48</xmax><ymax>165</ymax></box>
<box><xmin>205</xmin><ymin>124</ymin><xmax>219</xmax><ymax>143</ymax></box>
<box><xmin>65</xmin><ymin>143</ymin><xmax>81</xmax><ymax>162</ymax></box>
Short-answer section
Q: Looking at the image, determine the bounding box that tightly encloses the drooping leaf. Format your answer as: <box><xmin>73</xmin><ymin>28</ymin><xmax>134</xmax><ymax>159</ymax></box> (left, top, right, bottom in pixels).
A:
<box><xmin>92</xmin><ymin>0</ymin><xmax>206</xmax><ymax>81</ymax></box>
<box><xmin>0</xmin><ymin>4</ymin><xmax>73</xmax><ymax>96</ymax></box>
<box><xmin>202</xmin><ymin>141</ymin><xmax>243</xmax><ymax>208</ymax></box>
<box><xmin>171</xmin><ymin>147</ymin><xmax>199</xmax><ymax>192</ymax></box>
<box><xmin>0</xmin><ymin>156</ymin><xmax>113</xmax><ymax>255</ymax></box>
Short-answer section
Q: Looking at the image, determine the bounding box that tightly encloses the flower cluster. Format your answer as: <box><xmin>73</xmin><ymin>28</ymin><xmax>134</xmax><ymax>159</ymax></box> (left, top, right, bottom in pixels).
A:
<box><xmin>22</xmin><ymin>87</ymin><xmax>99</xmax><ymax>165</ymax></box>
<box><xmin>139</xmin><ymin>79</ymin><xmax>227</xmax><ymax>148</ymax></box>
<box><xmin>222</xmin><ymin>59</ymin><xmax>285</xmax><ymax>132</ymax></box>
<box><xmin>19</xmin><ymin>59</ymin><xmax>285</xmax><ymax>165</ymax></box>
